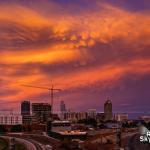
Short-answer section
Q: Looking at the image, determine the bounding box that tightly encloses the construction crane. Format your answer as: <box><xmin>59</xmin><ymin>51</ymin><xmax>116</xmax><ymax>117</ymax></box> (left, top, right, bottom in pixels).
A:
<box><xmin>21</xmin><ymin>84</ymin><xmax>61</xmax><ymax>114</ymax></box>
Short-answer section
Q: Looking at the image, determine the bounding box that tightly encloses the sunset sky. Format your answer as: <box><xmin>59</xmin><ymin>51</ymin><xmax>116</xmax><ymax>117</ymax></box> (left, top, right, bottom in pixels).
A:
<box><xmin>0</xmin><ymin>0</ymin><xmax>150</xmax><ymax>117</ymax></box>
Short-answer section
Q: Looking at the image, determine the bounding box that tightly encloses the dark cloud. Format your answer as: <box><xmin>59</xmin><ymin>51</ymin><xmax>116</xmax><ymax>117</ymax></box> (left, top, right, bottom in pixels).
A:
<box><xmin>106</xmin><ymin>0</ymin><xmax>150</xmax><ymax>12</ymax></box>
<box><xmin>0</xmin><ymin>0</ymin><xmax>149</xmax><ymax>13</ymax></box>
<box><xmin>0</xmin><ymin>21</ymin><xmax>64</xmax><ymax>52</ymax></box>
<box><xmin>0</xmin><ymin>0</ymin><xmax>149</xmax><ymax>118</ymax></box>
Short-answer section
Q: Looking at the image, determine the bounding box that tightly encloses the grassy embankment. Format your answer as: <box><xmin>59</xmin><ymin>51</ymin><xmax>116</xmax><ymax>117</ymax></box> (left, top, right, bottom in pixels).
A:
<box><xmin>0</xmin><ymin>139</ymin><xmax>8</xmax><ymax>150</ymax></box>
<box><xmin>0</xmin><ymin>138</ymin><xmax>26</xmax><ymax>150</ymax></box>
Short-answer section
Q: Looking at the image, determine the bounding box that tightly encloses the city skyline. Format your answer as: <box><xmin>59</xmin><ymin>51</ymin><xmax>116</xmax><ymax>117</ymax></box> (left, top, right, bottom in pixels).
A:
<box><xmin>0</xmin><ymin>0</ymin><xmax>150</xmax><ymax>116</ymax></box>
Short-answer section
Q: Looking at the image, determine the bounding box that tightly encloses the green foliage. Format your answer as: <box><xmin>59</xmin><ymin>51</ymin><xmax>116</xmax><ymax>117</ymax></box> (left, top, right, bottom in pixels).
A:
<box><xmin>78</xmin><ymin>118</ymin><xmax>97</xmax><ymax>127</ymax></box>
<box><xmin>0</xmin><ymin>139</ymin><xmax>8</xmax><ymax>150</ymax></box>
<box><xmin>11</xmin><ymin>125</ymin><xmax>22</xmax><ymax>132</ymax></box>
<box><xmin>15</xmin><ymin>143</ymin><xmax>26</xmax><ymax>150</ymax></box>
<box><xmin>122</xmin><ymin>121</ymin><xmax>137</xmax><ymax>128</ymax></box>
<box><xmin>0</xmin><ymin>125</ymin><xmax>7</xmax><ymax>133</ymax></box>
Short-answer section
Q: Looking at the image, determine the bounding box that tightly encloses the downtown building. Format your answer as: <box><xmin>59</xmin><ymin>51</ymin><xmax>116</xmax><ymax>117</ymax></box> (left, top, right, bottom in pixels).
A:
<box><xmin>21</xmin><ymin>101</ymin><xmax>30</xmax><ymax>115</ymax></box>
<box><xmin>64</xmin><ymin>111</ymin><xmax>88</xmax><ymax>123</ymax></box>
<box><xmin>21</xmin><ymin>101</ymin><xmax>32</xmax><ymax>125</ymax></box>
<box><xmin>60</xmin><ymin>100</ymin><xmax>66</xmax><ymax>112</ymax></box>
<box><xmin>87</xmin><ymin>109</ymin><xmax>97</xmax><ymax>119</ymax></box>
<box><xmin>60</xmin><ymin>100</ymin><xmax>66</xmax><ymax>120</ymax></box>
<box><xmin>114</xmin><ymin>113</ymin><xmax>128</xmax><ymax>122</ymax></box>
<box><xmin>104</xmin><ymin>99</ymin><xmax>113</xmax><ymax>121</ymax></box>
<box><xmin>32</xmin><ymin>103</ymin><xmax>51</xmax><ymax>124</ymax></box>
<box><xmin>139</xmin><ymin>116</ymin><xmax>150</xmax><ymax>123</ymax></box>
<box><xmin>0</xmin><ymin>113</ymin><xmax>22</xmax><ymax>125</ymax></box>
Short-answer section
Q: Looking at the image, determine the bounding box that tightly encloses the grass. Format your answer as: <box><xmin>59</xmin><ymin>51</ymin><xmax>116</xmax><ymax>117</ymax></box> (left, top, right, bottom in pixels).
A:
<box><xmin>0</xmin><ymin>139</ymin><xmax>26</xmax><ymax>150</ymax></box>
<box><xmin>15</xmin><ymin>143</ymin><xmax>26</xmax><ymax>150</ymax></box>
<box><xmin>0</xmin><ymin>139</ymin><xmax>8</xmax><ymax>150</ymax></box>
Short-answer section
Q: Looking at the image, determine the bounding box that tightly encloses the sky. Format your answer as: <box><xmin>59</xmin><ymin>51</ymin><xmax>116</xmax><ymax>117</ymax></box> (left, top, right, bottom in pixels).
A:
<box><xmin>0</xmin><ymin>0</ymin><xmax>150</xmax><ymax>117</ymax></box>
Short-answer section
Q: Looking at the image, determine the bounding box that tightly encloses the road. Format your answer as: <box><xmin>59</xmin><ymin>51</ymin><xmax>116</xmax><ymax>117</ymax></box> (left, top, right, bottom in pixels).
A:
<box><xmin>27</xmin><ymin>138</ymin><xmax>45</xmax><ymax>150</ymax></box>
<box><xmin>87</xmin><ymin>129</ymin><xmax>137</xmax><ymax>143</ymax></box>
<box><xmin>1</xmin><ymin>135</ymin><xmax>44</xmax><ymax>150</ymax></box>
<box><xmin>19</xmin><ymin>133</ymin><xmax>59</xmax><ymax>149</ymax></box>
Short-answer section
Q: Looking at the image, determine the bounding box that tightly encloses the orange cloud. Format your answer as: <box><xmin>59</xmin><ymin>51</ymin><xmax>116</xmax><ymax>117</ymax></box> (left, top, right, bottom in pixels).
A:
<box><xmin>2</xmin><ymin>57</ymin><xmax>150</xmax><ymax>103</ymax></box>
<box><xmin>0</xmin><ymin>5</ymin><xmax>51</xmax><ymax>28</ymax></box>
<box><xmin>1</xmin><ymin>47</ymin><xmax>81</xmax><ymax>64</ymax></box>
<box><xmin>0</xmin><ymin>2</ymin><xmax>150</xmax><ymax>109</ymax></box>
<box><xmin>50</xmin><ymin>58</ymin><xmax>150</xmax><ymax>90</ymax></box>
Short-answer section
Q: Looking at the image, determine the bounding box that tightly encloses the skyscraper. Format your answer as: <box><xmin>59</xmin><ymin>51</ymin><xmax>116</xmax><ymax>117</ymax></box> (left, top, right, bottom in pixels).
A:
<box><xmin>32</xmin><ymin>103</ymin><xmax>51</xmax><ymax>124</ymax></box>
<box><xmin>21</xmin><ymin>101</ymin><xmax>30</xmax><ymax>115</ymax></box>
<box><xmin>60</xmin><ymin>101</ymin><xmax>66</xmax><ymax>120</ymax></box>
<box><xmin>21</xmin><ymin>101</ymin><xmax>32</xmax><ymax>125</ymax></box>
<box><xmin>104</xmin><ymin>99</ymin><xmax>113</xmax><ymax>121</ymax></box>
<box><xmin>60</xmin><ymin>101</ymin><xmax>66</xmax><ymax>112</ymax></box>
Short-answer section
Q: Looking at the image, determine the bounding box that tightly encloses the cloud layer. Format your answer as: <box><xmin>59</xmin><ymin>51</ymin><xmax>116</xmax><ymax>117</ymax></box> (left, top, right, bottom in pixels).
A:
<box><xmin>0</xmin><ymin>0</ymin><xmax>150</xmax><ymax>115</ymax></box>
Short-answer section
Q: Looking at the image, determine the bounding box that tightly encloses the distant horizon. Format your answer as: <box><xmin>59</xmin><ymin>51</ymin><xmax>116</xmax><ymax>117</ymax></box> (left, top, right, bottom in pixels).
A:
<box><xmin>0</xmin><ymin>100</ymin><xmax>149</xmax><ymax>120</ymax></box>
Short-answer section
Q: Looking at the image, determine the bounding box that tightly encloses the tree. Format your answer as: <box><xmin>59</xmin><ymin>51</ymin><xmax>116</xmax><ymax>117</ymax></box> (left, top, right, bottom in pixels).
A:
<box><xmin>11</xmin><ymin>125</ymin><xmax>22</xmax><ymax>132</ymax></box>
<box><xmin>78</xmin><ymin>118</ymin><xmax>97</xmax><ymax>128</ymax></box>
<box><xmin>0</xmin><ymin>125</ymin><xmax>6</xmax><ymax>133</ymax></box>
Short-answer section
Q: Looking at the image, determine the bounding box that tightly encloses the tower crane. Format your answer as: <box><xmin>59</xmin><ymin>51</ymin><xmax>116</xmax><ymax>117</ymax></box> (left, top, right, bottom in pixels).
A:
<box><xmin>21</xmin><ymin>84</ymin><xmax>61</xmax><ymax>114</ymax></box>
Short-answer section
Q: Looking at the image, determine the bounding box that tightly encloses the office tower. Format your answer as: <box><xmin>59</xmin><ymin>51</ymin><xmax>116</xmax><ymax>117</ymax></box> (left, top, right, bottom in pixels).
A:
<box><xmin>60</xmin><ymin>101</ymin><xmax>66</xmax><ymax>112</ymax></box>
<box><xmin>21</xmin><ymin>101</ymin><xmax>31</xmax><ymax>125</ymax></box>
<box><xmin>21</xmin><ymin>101</ymin><xmax>30</xmax><ymax>115</ymax></box>
<box><xmin>60</xmin><ymin>101</ymin><xmax>66</xmax><ymax>120</ymax></box>
<box><xmin>32</xmin><ymin>103</ymin><xmax>51</xmax><ymax>124</ymax></box>
<box><xmin>104</xmin><ymin>99</ymin><xmax>113</xmax><ymax>121</ymax></box>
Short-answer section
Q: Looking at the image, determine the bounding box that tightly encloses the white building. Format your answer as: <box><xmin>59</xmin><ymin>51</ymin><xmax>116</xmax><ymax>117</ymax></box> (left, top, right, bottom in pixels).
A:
<box><xmin>64</xmin><ymin>112</ymin><xmax>87</xmax><ymax>123</ymax></box>
<box><xmin>0</xmin><ymin>114</ymin><xmax>22</xmax><ymax>125</ymax></box>
<box><xmin>51</xmin><ymin>120</ymin><xmax>71</xmax><ymax>132</ymax></box>
<box><xmin>87</xmin><ymin>109</ymin><xmax>97</xmax><ymax>119</ymax></box>
<box><xmin>114</xmin><ymin>113</ymin><xmax>128</xmax><ymax>122</ymax></box>
<box><xmin>139</xmin><ymin>116</ymin><xmax>150</xmax><ymax>122</ymax></box>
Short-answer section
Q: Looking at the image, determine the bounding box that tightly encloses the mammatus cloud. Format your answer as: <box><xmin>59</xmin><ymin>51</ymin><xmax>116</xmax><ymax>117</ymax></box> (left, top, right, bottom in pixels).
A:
<box><xmin>0</xmin><ymin>1</ymin><xmax>150</xmax><ymax>111</ymax></box>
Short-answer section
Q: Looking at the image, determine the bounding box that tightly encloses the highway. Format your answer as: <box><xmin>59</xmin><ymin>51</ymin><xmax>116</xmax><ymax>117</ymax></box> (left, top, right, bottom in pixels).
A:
<box><xmin>27</xmin><ymin>138</ymin><xmax>45</xmax><ymax>150</ymax></box>
<box><xmin>85</xmin><ymin>129</ymin><xmax>138</xmax><ymax>148</ymax></box>
<box><xmin>19</xmin><ymin>133</ymin><xmax>59</xmax><ymax>149</ymax></box>
<box><xmin>0</xmin><ymin>135</ymin><xmax>44</xmax><ymax>150</ymax></box>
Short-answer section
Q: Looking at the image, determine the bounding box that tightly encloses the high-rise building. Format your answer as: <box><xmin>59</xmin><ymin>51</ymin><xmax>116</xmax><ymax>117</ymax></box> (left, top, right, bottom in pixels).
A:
<box><xmin>32</xmin><ymin>103</ymin><xmax>51</xmax><ymax>124</ymax></box>
<box><xmin>21</xmin><ymin>101</ymin><xmax>30</xmax><ymax>115</ymax></box>
<box><xmin>104</xmin><ymin>99</ymin><xmax>113</xmax><ymax>121</ymax></box>
<box><xmin>60</xmin><ymin>101</ymin><xmax>66</xmax><ymax>112</ymax></box>
<box><xmin>60</xmin><ymin>101</ymin><xmax>66</xmax><ymax>120</ymax></box>
<box><xmin>21</xmin><ymin>101</ymin><xmax>31</xmax><ymax>125</ymax></box>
